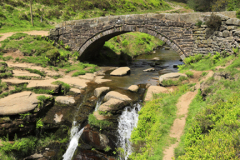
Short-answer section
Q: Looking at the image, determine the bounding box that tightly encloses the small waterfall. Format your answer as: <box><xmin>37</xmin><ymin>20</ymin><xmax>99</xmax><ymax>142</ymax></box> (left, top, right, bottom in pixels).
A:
<box><xmin>95</xmin><ymin>97</ymin><xmax>103</xmax><ymax>111</ymax></box>
<box><xmin>63</xmin><ymin>126</ymin><xmax>84</xmax><ymax>160</ymax></box>
<box><xmin>117</xmin><ymin>103</ymin><xmax>141</xmax><ymax>160</ymax></box>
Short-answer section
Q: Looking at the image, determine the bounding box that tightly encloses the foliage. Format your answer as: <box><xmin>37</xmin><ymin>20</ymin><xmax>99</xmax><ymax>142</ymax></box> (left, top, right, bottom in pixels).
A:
<box><xmin>51</xmin><ymin>81</ymin><xmax>70</xmax><ymax>94</ymax></box>
<box><xmin>176</xmin><ymin>91</ymin><xmax>240</xmax><ymax>159</ymax></box>
<box><xmin>45</xmin><ymin>49</ymin><xmax>61</xmax><ymax>66</ymax></box>
<box><xmin>205</xmin><ymin>13</ymin><xmax>222</xmax><ymax>30</ymax></box>
<box><xmin>185</xmin><ymin>71</ymin><xmax>194</xmax><ymax>78</ymax></box>
<box><xmin>161</xmin><ymin>76</ymin><xmax>188</xmax><ymax>87</ymax></box>
<box><xmin>196</xmin><ymin>20</ymin><xmax>203</xmax><ymax>27</ymax></box>
<box><xmin>104</xmin><ymin>145</ymin><xmax>111</xmax><ymax>152</ymax></box>
<box><xmin>129</xmin><ymin>84</ymin><xmax>190</xmax><ymax>159</ymax></box>
<box><xmin>183</xmin><ymin>54</ymin><xmax>202</xmax><ymax>65</ymax></box>
<box><xmin>237</xmin><ymin>9</ymin><xmax>240</xmax><ymax>18</ymax></box>
<box><xmin>0</xmin><ymin>0</ymin><xmax>170</xmax><ymax>33</ymax></box>
<box><xmin>88</xmin><ymin>114</ymin><xmax>115</xmax><ymax>129</ymax></box>
<box><xmin>0</xmin><ymin>137</ymin><xmax>37</xmax><ymax>158</ymax></box>
<box><xmin>25</xmin><ymin>68</ymin><xmax>46</xmax><ymax>77</ymax></box>
<box><xmin>36</xmin><ymin>118</ymin><xmax>44</xmax><ymax>129</ymax></box>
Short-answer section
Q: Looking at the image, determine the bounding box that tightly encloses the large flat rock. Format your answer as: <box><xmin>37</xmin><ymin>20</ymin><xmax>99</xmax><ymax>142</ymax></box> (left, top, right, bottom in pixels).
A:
<box><xmin>55</xmin><ymin>96</ymin><xmax>75</xmax><ymax>104</ymax></box>
<box><xmin>110</xmin><ymin>67</ymin><xmax>130</xmax><ymax>76</ymax></box>
<box><xmin>94</xmin><ymin>87</ymin><xmax>110</xmax><ymax>98</ymax></box>
<box><xmin>144</xmin><ymin>86</ymin><xmax>168</xmax><ymax>101</ymax></box>
<box><xmin>57</xmin><ymin>76</ymin><xmax>90</xmax><ymax>89</ymax></box>
<box><xmin>27</xmin><ymin>79</ymin><xmax>59</xmax><ymax>93</ymax></box>
<box><xmin>2</xmin><ymin>78</ymin><xmax>29</xmax><ymax>85</ymax></box>
<box><xmin>98</xmin><ymin>98</ymin><xmax>129</xmax><ymax>112</ymax></box>
<box><xmin>159</xmin><ymin>72</ymin><xmax>187</xmax><ymax>84</ymax></box>
<box><xmin>94</xmin><ymin>76</ymin><xmax>112</xmax><ymax>84</ymax></box>
<box><xmin>13</xmin><ymin>70</ymin><xmax>41</xmax><ymax>78</ymax></box>
<box><xmin>103</xmin><ymin>91</ymin><xmax>131</xmax><ymax>102</ymax></box>
<box><xmin>0</xmin><ymin>91</ymin><xmax>52</xmax><ymax>115</ymax></box>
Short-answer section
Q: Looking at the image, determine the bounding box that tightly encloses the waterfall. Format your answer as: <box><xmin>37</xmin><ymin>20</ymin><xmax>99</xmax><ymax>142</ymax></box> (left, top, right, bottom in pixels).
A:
<box><xmin>95</xmin><ymin>97</ymin><xmax>103</xmax><ymax>111</ymax></box>
<box><xmin>63</xmin><ymin>126</ymin><xmax>84</xmax><ymax>160</ymax></box>
<box><xmin>117</xmin><ymin>103</ymin><xmax>141</xmax><ymax>160</ymax></box>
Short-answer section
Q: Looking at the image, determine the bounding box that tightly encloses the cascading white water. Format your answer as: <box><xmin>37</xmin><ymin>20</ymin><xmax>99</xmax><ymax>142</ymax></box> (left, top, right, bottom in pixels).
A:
<box><xmin>63</xmin><ymin>126</ymin><xmax>84</xmax><ymax>160</ymax></box>
<box><xmin>95</xmin><ymin>97</ymin><xmax>102</xmax><ymax>111</ymax></box>
<box><xmin>117</xmin><ymin>103</ymin><xmax>141</xmax><ymax>160</ymax></box>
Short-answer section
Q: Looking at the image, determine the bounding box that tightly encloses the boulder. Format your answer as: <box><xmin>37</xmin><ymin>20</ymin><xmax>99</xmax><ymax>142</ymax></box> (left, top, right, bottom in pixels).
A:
<box><xmin>94</xmin><ymin>87</ymin><xmax>110</xmax><ymax>98</ymax></box>
<box><xmin>0</xmin><ymin>91</ymin><xmax>52</xmax><ymax>115</ymax></box>
<box><xmin>103</xmin><ymin>91</ymin><xmax>131</xmax><ymax>102</ymax></box>
<box><xmin>57</xmin><ymin>77</ymin><xmax>90</xmax><ymax>89</ymax></box>
<box><xmin>110</xmin><ymin>67</ymin><xmax>130</xmax><ymax>76</ymax></box>
<box><xmin>70</xmin><ymin>88</ymin><xmax>82</xmax><ymax>94</ymax></box>
<box><xmin>79</xmin><ymin>73</ymin><xmax>96</xmax><ymax>81</ymax></box>
<box><xmin>98</xmin><ymin>98</ymin><xmax>130</xmax><ymax>112</ymax></box>
<box><xmin>55</xmin><ymin>96</ymin><xmax>75</xmax><ymax>104</ymax></box>
<box><xmin>128</xmin><ymin>85</ymin><xmax>139</xmax><ymax>92</ymax></box>
<box><xmin>216</xmin><ymin>14</ymin><xmax>230</xmax><ymax>21</ymax></box>
<box><xmin>144</xmin><ymin>86</ymin><xmax>168</xmax><ymax>101</ymax></box>
<box><xmin>13</xmin><ymin>70</ymin><xmax>41</xmax><ymax>78</ymax></box>
<box><xmin>81</xmin><ymin>125</ymin><xmax>116</xmax><ymax>151</ymax></box>
<box><xmin>143</xmin><ymin>68</ymin><xmax>155</xmax><ymax>72</ymax></box>
<box><xmin>222</xmin><ymin>30</ymin><xmax>229</xmax><ymax>37</ymax></box>
<box><xmin>159</xmin><ymin>73</ymin><xmax>187</xmax><ymax>84</ymax></box>
<box><xmin>226</xmin><ymin>18</ymin><xmax>240</xmax><ymax>26</ymax></box>
<box><xmin>94</xmin><ymin>76</ymin><xmax>112</xmax><ymax>84</ymax></box>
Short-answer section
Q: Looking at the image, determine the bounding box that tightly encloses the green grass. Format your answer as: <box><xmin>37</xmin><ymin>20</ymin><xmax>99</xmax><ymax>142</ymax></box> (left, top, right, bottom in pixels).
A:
<box><xmin>25</xmin><ymin>68</ymin><xmax>46</xmax><ymax>77</ymax></box>
<box><xmin>129</xmin><ymin>84</ymin><xmax>190</xmax><ymax>159</ymax></box>
<box><xmin>0</xmin><ymin>0</ymin><xmax>171</xmax><ymax>33</ymax></box>
<box><xmin>88</xmin><ymin>114</ymin><xmax>115</xmax><ymax>129</ymax></box>
<box><xmin>185</xmin><ymin>71</ymin><xmax>194</xmax><ymax>78</ymax></box>
<box><xmin>103</xmin><ymin>32</ymin><xmax>165</xmax><ymax>58</ymax></box>
<box><xmin>51</xmin><ymin>81</ymin><xmax>70</xmax><ymax>94</ymax></box>
<box><xmin>161</xmin><ymin>76</ymin><xmax>188</xmax><ymax>87</ymax></box>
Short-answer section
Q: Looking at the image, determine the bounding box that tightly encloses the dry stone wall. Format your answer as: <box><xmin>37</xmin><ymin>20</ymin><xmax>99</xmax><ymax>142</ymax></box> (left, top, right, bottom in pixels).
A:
<box><xmin>49</xmin><ymin>12</ymin><xmax>240</xmax><ymax>60</ymax></box>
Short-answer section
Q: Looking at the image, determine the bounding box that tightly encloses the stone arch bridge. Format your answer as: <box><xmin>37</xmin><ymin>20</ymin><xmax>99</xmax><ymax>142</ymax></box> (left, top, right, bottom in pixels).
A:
<box><xmin>49</xmin><ymin>12</ymin><xmax>240</xmax><ymax>60</ymax></box>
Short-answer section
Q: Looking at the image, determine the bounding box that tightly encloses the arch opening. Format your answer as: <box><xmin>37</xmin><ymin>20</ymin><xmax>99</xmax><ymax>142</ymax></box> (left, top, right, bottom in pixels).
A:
<box><xmin>78</xmin><ymin>25</ymin><xmax>185</xmax><ymax>64</ymax></box>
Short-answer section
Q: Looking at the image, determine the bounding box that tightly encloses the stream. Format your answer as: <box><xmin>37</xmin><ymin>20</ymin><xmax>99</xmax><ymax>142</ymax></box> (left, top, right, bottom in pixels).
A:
<box><xmin>63</xmin><ymin>47</ymin><xmax>183</xmax><ymax>160</ymax></box>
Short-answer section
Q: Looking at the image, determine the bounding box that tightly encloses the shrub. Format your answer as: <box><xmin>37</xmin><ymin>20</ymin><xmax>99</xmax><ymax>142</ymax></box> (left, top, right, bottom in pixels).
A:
<box><xmin>196</xmin><ymin>20</ymin><xmax>203</xmax><ymax>27</ymax></box>
<box><xmin>4</xmin><ymin>4</ymin><xmax>14</xmax><ymax>12</ymax></box>
<box><xmin>45</xmin><ymin>49</ymin><xmax>60</xmax><ymax>66</ymax></box>
<box><xmin>205</xmin><ymin>13</ymin><xmax>222</xmax><ymax>30</ymax></box>
<box><xmin>237</xmin><ymin>9</ymin><xmax>240</xmax><ymax>19</ymax></box>
<box><xmin>185</xmin><ymin>71</ymin><xmax>194</xmax><ymax>78</ymax></box>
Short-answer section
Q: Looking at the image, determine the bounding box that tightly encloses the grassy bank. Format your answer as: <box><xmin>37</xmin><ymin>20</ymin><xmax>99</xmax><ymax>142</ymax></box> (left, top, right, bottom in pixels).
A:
<box><xmin>129</xmin><ymin>50</ymin><xmax>240</xmax><ymax>159</ymax></box>
<box><xmin>96</xmin><ymin>32</ymin><xmax>165</xmax><ymax>65</ymax></box>
<box><xmin>0</xmin><ymin>0</ymin><xmax>170</xmax><ymax>33</ymax></box>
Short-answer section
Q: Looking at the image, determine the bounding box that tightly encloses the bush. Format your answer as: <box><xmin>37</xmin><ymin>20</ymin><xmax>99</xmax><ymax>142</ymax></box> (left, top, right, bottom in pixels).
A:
<box><xmin>196</xmin><ymin>20</ymin><xmax>203</xmax><ymax>27</ymax></box>
<box><xmin>45</xmin><ymin>49</ymin><xmax>60</xmax><ymax>66</ymax></box>
<box><xmin>205</xmin><ymin>13</ymin><xmax>222</xmax><ymax>30</ymax></box>
<box><xmin>237</xmin><ymin>9</ymin><xmax>240</xmax><ymax>19</ymax></box>
<box><xmin>185</xmin><ymin>71</ymin><xmax>194</xmax><ymax>78</ymax></box>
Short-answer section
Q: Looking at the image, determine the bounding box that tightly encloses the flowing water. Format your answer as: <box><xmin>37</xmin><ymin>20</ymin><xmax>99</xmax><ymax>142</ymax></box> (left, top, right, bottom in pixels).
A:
<box><xmin>104</xmin><ymin>48</ymin><xmax>183</xmax><ymax>89</ymax></box>
<box><xmin>117</xmin><ymin>103</ymin><xmax>142</xmax><ymax>160</ymax></box>
<box><xmin>63</xmin><ymin>47</ymin><xmax>182</xmax><ymax>160</ymax></box>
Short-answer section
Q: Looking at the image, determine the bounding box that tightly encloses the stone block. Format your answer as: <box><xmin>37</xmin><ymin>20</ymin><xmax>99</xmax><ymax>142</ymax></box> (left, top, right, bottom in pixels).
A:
<box><xmin>227</xmin><ymin>26</ymin><xmax>237</xmax><ymax>30</ymax></box>
<box><xmin>223</xmin><ymin>30</ymin><xmax>230</xmax><ymax>37</ymax></box>
<box><xmin>226</xmin><ymin>18</ymin><xmax>240</xmax><ymax>26</ymax></box>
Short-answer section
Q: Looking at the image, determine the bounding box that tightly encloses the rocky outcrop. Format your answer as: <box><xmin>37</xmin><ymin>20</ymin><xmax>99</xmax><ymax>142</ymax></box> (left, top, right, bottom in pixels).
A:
<box><xmin>98</xmin><ymin>98</ymin><xmax>130</xmax><ymax>112</ymax></box>
<box><xmin>145</xmin><ymin>86</ymin><xmax>168</xmax><ymax>101</ymax></box>
<box><xmin>0</xmin><ymin>91</ymin><xmax>52</xmax><ymax>115</ymax></box>
<box><xmin>55</xmin><ymin>96</ymin><xmax>75</xmax><ymax>104</ymax></box>
<box><xmin>103</xmin><ymin>91</ymin><xmax>131</xmax><ymax>102</ymax></box>
<box><xmin>70</xmin><ymin>88</ymin><xmax>82</xmax><ymax>94</ymax></box>
<box><xmin>57</xmin><ymin>77</ymin><xmax>90</xmax><ymax>89</ymax></box>
<box><xmin>27</xmin><ymin>79</ymin><xmax>60</xmax><ymax>93</ymax></box>
<box><xmin>81</xmin><ymin>125</ymin><xmax>116</xmax><ymax>151</ymax></box>
<box><xmin>159</xmin><ymin>73</ymin><xmax>187</xmax><ymax>84</ymax></box>
<box><xmin>94</xmin><ymin>87</ymin><xmax>110</xmax><ymax>98</ymax></box>
<box><xmin>110</xmin><ymin>67</ymin><xmax>130</xmax><ymax>76</ymax></box>
<box><xmin>128</xmin><ymin>85</ymin><xmax>139</xmax><ymax>92</ymax></box>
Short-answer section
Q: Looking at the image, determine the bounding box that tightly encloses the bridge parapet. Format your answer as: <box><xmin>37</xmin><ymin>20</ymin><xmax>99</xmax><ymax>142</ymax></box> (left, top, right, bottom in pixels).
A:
<box><xmin>49</xmin><ymin>11</ymin><xmax>240</xmax><ymax>60</ymax></box>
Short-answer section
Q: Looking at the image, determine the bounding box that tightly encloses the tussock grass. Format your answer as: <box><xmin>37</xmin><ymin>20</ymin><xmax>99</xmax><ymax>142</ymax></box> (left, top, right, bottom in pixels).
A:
<box><xmin>129</xmin><ymin>84</ymin><xmax>190</xmax><ymax>159</ymax></box>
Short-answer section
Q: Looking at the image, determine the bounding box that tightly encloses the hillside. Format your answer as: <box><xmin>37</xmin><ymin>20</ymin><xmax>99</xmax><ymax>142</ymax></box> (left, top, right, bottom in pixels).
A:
<box><xmin>0</xmin><ymin>0</ymin><xmax>171</xmax><ymax>33</ymax></box>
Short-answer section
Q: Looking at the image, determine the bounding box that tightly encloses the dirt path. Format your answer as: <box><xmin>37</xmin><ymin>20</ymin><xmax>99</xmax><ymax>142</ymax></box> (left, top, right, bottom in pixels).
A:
<box><xmin>163</xmin><ymin>71</ymin><xmax>214</xmax><ymax>160</ymax></box>
<box><xmin>0</xmin><ymin>30</ymin><xmax>49</xmax><ymax>42</ymax></box>
<box><xmin>156</xmin><ymin>1</ymin><xmax>193</xmax><ymax>13</ymax></box>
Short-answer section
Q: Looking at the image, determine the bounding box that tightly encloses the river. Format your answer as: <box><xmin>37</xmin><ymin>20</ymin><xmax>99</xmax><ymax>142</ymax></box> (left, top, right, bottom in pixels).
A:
<box><xmin>63</xmin><ymin>47</ymin><xmax>183</xmax><ymax>160</ymax></box>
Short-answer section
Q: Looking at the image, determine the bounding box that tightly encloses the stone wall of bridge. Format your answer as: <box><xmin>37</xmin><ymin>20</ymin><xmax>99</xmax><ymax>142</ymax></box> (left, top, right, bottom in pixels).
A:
<box><xmin>49</xmin><ymin>11</ymin><xmax>240</xmax><ymax>60</ymax></box>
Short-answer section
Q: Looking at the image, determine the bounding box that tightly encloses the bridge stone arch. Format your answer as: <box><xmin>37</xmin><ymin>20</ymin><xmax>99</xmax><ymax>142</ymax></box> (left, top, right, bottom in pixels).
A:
<box><xmin>50</xmin><ymin>14</ymin><xmax>196</xmax><ymax>61</ymax></box>
<box><xmin>50</xmin><ymin>12</ymin><xmax>240</xmax><ymax>61</ymax></box>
